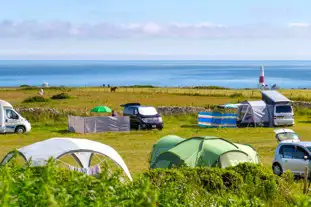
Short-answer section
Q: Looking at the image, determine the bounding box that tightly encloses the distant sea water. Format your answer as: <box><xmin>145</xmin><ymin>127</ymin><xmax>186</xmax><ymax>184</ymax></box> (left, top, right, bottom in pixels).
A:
<box><xmin>0</xmin><ymin>60</ymin><xmax>311</xmax><ymax>89</ymax></box>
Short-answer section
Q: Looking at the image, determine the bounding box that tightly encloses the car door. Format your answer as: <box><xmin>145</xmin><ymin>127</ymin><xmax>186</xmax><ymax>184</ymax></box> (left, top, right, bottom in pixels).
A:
<box><xmin>280</xmin><ymin>145</ymin><xmax>295</xmax><ymax>172</ymax></box>
<box><xmin>132</xmin><ymin>108</ymin><xmax>141</xmax><ymax>127</ymax></box>
<box><xmin>5</xmin><ymin>109</ymin><xmax>19</xmax><ymax>132</ymax></box>
<box><xmin>292</xmin><ymin>146</ymin><xmax>309</xmax><ymax>174</ymax></box>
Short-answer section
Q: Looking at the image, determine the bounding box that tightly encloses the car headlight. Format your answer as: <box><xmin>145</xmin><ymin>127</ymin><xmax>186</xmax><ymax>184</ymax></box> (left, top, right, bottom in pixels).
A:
<box><xmin>142</xmin><ymin>118</ymin><xmax>149</xmax><ymax>123</ymax></box>
<box><xmin>158</xmin><ymin>117</ymin><xmax>163</xmax><ymax>122</ymax></box>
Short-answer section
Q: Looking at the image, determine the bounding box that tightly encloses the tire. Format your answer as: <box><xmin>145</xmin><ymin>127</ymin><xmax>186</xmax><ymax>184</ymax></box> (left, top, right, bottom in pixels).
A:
<box><xmin>272</xmin><ymin>163</ymin><xmax>283</xmax><ymax>176</ymax></box>
<box><xmin>15</xmin><ymin>126</ymin><xmax>26</xmax><ymax>134</ymax></box>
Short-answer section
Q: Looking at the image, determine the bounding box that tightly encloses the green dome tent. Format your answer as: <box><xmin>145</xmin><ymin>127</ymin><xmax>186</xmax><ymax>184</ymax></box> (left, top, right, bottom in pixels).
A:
<box><xmin>149</xmin><ymin>135</ymin><xmax>185</xmax><ymax>167</ymax></box>
<box><xmin>150</xmin><ymin>136</ymin><xmax>259</xmax><ymax>169</ymax></box>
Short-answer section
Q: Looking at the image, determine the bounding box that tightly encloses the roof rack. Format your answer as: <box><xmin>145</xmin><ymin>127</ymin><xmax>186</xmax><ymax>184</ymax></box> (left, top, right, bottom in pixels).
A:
<box><xmin>120</xmin><ymin>103</ymin><xmax>141</xmax><ymax>107</ymax></box>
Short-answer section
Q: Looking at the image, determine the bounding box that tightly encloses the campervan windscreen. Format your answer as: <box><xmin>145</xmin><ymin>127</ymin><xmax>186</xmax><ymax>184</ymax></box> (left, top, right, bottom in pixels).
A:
<box><xmin>138</xmin><ymin>107</ymin><xmax>158</xmax><ymax>116</ymax></box>
<box><xmin>275</xmin><ymin>105</ymin><xmax>292</xmax><ymax>113</ymax></box>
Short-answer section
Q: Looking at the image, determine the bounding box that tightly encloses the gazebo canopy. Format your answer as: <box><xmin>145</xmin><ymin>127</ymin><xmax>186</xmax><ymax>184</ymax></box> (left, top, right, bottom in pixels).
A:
<box><xmin>1</xmin><ymin>137</ymin><xmax>132</xmax><ymax>181</ymax></box>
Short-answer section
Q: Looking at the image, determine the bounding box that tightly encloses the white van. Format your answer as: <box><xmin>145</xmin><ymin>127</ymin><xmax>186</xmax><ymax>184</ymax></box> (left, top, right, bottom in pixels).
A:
<box><xmin>273</xmin><ymin>104</ymin><xmax>294</xmax><ymax>126</ymax></box>
<box><xmin>0</xmin><ymin>100</ymin><xmax>31</xmax><ymax>134</ymax></box>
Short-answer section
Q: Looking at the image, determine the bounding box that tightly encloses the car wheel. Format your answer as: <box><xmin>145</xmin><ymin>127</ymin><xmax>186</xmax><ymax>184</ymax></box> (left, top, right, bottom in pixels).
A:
<box><xmin>272</xmin><ymin>163</ymin><xmax>283</xmax><ymax>176</ymax></box>
<box><xmin>15</xmin><ymin>126</ymin><xmax>26</xmax><ymax>134</ymax></box>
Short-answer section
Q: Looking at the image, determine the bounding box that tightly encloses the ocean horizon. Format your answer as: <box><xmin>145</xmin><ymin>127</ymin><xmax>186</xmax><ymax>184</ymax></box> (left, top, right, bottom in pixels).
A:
<box><xmin>0</xmin><ymin>60</ymin><xmax>311</xmax><ymax>89</ymax></box>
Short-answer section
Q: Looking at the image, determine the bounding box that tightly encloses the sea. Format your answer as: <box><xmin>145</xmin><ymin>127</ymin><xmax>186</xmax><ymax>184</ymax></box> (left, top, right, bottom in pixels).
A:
<box><xmin>0</xmin><ymin>60</ymin><xmax>311</xmax><ymax>89</ymax></box>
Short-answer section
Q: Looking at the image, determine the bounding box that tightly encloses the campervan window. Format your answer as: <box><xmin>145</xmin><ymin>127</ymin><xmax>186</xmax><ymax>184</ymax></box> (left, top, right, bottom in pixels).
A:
<box><xmin>275</xmin><ymin>105</ymin><xmax>292</xmax><ymax>113</ymax></box>
<box><xmin>6</xmin><ymin>109</ymin><xmax>19</xmax><ymax>119</ymax></box>
<box><xmin>138</xmin><ymin>107</ymin><xmax>158</xmax><ymax>116</ymax></box>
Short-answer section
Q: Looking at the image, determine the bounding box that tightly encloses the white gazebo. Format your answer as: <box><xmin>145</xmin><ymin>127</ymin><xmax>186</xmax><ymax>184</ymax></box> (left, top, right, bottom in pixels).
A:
<box><xmin>1</xmin><ymin>137</ymin><xmax>132</xmax><ymax>181</ymax></box>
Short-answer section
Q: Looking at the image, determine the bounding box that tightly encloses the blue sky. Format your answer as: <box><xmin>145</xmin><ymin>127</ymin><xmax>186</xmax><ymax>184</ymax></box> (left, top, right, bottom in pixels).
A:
<box><xmin>0</xmin><ymin>0</ymin><xmax>311</xmax><ymax>59</ymax></box>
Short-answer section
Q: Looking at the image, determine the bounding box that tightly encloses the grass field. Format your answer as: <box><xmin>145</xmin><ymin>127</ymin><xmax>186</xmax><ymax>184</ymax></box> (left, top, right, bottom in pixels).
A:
<box><xmin>0</xmin><ymin>87</ymin><xmax>311</xmax><ymax>174</ymax></box>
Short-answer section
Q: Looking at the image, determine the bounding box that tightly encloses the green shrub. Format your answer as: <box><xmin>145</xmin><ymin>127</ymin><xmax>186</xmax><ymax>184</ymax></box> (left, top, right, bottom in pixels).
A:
<box><xmin>0</xmin><ymin>161</ymin><xmax>305</xmax><ymax>207</ymax></box>
<box><xmin>23</xmin><ymin>96</ymin><xmax>49</xmax><ymax>103</ymax></box>
<box><xmin>20</xmin><ymin>84</ymin><xmax>31</xmax><ymax>87</ymax></box>
<box><xmin>51</xmin><ymin>93</ymin><xmax>71</xmax><ymax>100</ymax></box>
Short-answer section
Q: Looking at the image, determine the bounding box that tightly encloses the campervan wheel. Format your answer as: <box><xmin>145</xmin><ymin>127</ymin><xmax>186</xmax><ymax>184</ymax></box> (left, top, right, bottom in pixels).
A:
<box><xmin>15</xmin><ymin>126</ymin><xmax>26</xmax><ymax>134</ymax></box>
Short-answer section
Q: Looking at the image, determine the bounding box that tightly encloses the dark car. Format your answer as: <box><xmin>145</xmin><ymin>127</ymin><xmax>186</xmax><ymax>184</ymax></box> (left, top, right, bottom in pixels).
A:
<box><xmin>121</xmin><ymin>103</ymin><xmax>163</xmax><ymax>130</ymax></box>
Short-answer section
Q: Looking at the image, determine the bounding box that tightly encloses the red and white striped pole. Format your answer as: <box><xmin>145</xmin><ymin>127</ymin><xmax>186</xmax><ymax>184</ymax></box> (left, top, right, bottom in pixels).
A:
<box><xmin>259</xmin><ymin>65</ymin><xmax>265</xmax><ymax>86</ymax></box>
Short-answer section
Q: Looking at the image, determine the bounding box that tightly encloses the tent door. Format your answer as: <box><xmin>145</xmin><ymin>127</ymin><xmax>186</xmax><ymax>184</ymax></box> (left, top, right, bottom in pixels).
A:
<box><xmin>274</xmin><ymin>129</ymin><xmax>300</xmax><ymax>143</ymax></box>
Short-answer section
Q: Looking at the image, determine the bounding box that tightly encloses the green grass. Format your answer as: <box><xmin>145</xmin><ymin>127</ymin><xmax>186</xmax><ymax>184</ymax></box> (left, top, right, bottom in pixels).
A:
<box><xmin>1</xmin><ymin>113</ymin><xmax>310</xmax><ymax>174</ymax></box>
<box><xmin>0</xmin><ymin>87</ymin><xmax>311</xmax><ymax>174</ymax></box>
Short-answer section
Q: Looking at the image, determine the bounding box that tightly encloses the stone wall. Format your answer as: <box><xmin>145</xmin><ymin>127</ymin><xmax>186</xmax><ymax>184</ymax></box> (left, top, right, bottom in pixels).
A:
<box><xmin>156</xmin><ymin>106</ymin><xmax>208</xmax><ymax>116</ymax></box>
<box><xmin>15</xmin><ymin>107</ymin><xmax>76</xmax><ymax>115</ymax></box>
<box><xmin>292</xmin><ymin>101</ymin><xmax>311</xmax><ymax>109</ymax></box>
<box><xmin>14</xmin><ymin>101</ymin><xmax>311</xmax><ymax>117</ymax></box>
<box><xmin>15</xmin><ymin>106</ymin><xmax>209</xmax><ymax>116</ymax></box>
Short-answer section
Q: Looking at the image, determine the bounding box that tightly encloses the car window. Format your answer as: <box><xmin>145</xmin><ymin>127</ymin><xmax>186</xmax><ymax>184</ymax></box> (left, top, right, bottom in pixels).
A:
<box><xmin>293</xmin><ymin>146</ymin><xmax>308</xmax><ymax>159</ymax></box>
<box><xmin>277</xmin><ymin>132</ymin><xmax>300</xmax><ymax>142</ymax></box>
<box><xmin>281</xmin><ymin>145</ymin><xmax>295</xmax><ymax>159</ymax></box>
<box><xmin>124</xmin><ymin>107</ymin><xmax>134</xmax><ymax>115</ymax></box>
<box><xmin>133</xmin><ymin>108</ymin><xmax>138</xmax><ymax>115</ymax></box>
<box><xmin>5</xmin><ymin>109</ymin><xmax>19</xmax><ymax>120</ymax></box>
<box><xmin>275</xmin><ymin>105</ymin><xmax>292</xmax><ymax>113</ymax></box>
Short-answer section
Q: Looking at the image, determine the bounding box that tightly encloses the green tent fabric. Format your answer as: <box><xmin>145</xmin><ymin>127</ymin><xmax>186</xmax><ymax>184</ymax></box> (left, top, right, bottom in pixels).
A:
<box><xmin>150</xmin><ymin>136</ymin><xmax>259</xmax><ymax>169</ymax></box>
<box><xmin>149</xmin><ymin>135</ymin><xmax>185</xmax><ymax>167</ymax></box>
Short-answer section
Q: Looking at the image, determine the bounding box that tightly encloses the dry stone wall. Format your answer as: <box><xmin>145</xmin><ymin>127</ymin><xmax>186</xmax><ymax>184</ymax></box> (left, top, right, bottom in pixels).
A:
<box><xmin>15</xmin><ymin>101</ymin><xmax>311</xmax><ymax>117</ymax></box>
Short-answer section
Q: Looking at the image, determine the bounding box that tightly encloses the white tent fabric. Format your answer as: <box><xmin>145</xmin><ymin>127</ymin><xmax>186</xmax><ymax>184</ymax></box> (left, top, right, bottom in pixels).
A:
<box><xmin>1</xmin><ymin>138</ymin><xmax>132</xmax><ymax>181</ymax></box>
<box><xmin>237</xmin><ymin>100</ymin><xmax>272</xmax><ymax>127</ymax></box>
<box><xmin>0</xmin><ymin>104</ymin><xmax>4</xmax><ymax>129</ymax></box>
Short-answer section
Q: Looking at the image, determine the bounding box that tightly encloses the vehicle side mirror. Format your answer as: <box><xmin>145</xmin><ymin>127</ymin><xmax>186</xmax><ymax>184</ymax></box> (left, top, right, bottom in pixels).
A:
<box><xmin>304</xmin><ymin>155</ymin><xmax>308</xmax><ymax>160</ymax></box>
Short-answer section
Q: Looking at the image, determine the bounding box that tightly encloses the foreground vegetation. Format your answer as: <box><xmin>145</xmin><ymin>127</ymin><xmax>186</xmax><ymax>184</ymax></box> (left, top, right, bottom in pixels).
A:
<box><xmin>1</xmin><ymin>160</ymin><xmax>311</xmax><ymax>207</ymax></box>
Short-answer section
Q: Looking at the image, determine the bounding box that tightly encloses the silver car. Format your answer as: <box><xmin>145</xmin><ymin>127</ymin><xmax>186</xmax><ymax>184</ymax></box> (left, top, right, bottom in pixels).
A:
<box><xmin>272</xmin><ymin>129</ymin><xmax>311</xmax><ymax>176</ymax></box>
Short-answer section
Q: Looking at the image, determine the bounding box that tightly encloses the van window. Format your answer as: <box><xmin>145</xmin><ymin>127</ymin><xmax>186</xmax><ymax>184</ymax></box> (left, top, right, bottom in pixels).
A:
<box><xmin>124</xmin><ymin>107</ymin><xmax>134</xmax><ymax>115</ymax></box>
<box><xmin>275</xmin><ymin>105</ymin><xmax>292</xmax><ymax>113</ymax></box>
<box><xmin>6</xmin><ymin>109</ymin><xmax>19</xmax><ymax>120</ymax></box>
<box><xmin>138</xmin><ymin>107</ymin><xmax>158</xmax><ymax>116</ymax></box>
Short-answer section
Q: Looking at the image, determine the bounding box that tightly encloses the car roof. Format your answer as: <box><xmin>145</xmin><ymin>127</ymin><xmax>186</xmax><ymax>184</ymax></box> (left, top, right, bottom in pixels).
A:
<box><xmin>279</xmin><ymin>142</ymin><xmax>311</xmax><ymax>147</ymax></box>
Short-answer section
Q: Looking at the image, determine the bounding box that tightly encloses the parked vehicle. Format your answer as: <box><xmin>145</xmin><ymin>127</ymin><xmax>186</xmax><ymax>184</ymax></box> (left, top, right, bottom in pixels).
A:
<box><xmin>0</xmin><ymin>99</ymin><xmax>31</xmax><ymax>134</ymax></box>
<box><xmin>262</xmin><ymin>90</ymin><xmax>294</xmax><ymax>126</ymax></box>
<box><xmin>237</xmin><ymin>90</ymin><xmax>294</xmax><ymax>127</ymax></box>
<box><xmin>121</xmin><ymin>103</ymin><xmax>163</xmax><ymax>130</ymax></box>
<box><xmin>272</xmin><ymin>129</ymin><xmax>311</xmax><ymax>177</ymax></box>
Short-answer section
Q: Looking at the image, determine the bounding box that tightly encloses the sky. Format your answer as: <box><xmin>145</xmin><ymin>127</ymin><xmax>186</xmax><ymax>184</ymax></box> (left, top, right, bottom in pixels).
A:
<box><xmin>0</xmin><ymin>0</ymin><xmax>311</xmax><ymax>60</ymax></box>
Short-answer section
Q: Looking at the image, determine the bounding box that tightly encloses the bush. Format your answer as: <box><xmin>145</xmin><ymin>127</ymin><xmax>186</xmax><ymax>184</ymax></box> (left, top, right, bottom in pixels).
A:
<box><xmin>51</xmin><ymin>93</ymin><xmax>71</xmax><ymax>100</ymax></box>
<box><xmin>0</xmin><ymin>161</ymin><xmax>305</xmax><ymax>207</ymax></box>
<box><xmin>20</xmin><ymin>84</ymin><xmax>31</xmax><ymax>87</ymax></box>
<box><xmin>23</xmin><ymin>96</ymin><xmax>49</xmax><ymax>103</ymax></box>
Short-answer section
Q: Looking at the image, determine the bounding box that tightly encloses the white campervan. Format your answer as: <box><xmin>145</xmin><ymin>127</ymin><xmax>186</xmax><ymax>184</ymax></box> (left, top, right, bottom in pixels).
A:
<box><xmin>262</xmin><ymin>90</ymin><xmax>294</xmax><ymax>127</ymax></box>
<box><xmin>0</xmin><ymin>100</ymin><xmax>31</xmax><ymax>134</ymax></box>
